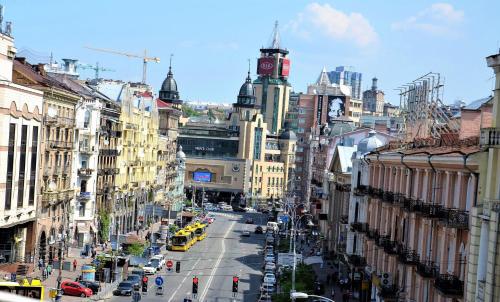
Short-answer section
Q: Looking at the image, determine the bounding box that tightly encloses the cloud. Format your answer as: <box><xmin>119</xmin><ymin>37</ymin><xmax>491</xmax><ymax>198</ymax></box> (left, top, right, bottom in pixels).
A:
<box><xmin>286</xmin><ymin>3</ymin><xmax>378</xmax><ymax>47</ymax></box>
<box><xmin>392</xmin><ymin>3</ymin><xmax>464</xmax><ymax>35</ymax></box>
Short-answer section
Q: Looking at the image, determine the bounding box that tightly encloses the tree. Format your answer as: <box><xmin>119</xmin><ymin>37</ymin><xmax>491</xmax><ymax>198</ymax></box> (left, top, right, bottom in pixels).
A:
<box><xmin>126</xmin><ymin>243</ymin><xmax>145</xmax><ymax>256</ymax></box>
<box><xmin>182</xmin><ymin>105</ymin><xmax>200</xmax><ymax>117</ymax></box>
<box><xmin>99</xmin><ymin>211</ymin><xmax>111</xmax><ymax>243</ymax></box>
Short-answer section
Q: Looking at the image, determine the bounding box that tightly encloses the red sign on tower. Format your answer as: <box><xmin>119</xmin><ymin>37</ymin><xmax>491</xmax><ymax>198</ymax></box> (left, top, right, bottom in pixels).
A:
<box><xmin>281</xmin><ymin>58</ymin><xmax>290</xmax><ymax>76</ymax></box>
<box><xmin>257</xmin><ymin>57</ymin><xmax>275</xmax><ymax>75</ymax></box>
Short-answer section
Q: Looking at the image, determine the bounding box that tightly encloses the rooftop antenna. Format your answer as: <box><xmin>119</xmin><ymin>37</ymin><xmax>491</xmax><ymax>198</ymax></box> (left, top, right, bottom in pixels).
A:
<box><xmin>269</xmin><ymin>20</ymin><xmax>280</xmax><ymax>49</ymax></box>
<box><xmin>247</xmin><ymin>58</ymin><xmax>251</xmax><ymax>76</ymax></box>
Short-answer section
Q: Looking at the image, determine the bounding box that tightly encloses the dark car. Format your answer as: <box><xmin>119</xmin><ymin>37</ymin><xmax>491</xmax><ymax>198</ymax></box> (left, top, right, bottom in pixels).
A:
<box><xmin>126</xmin><ymin>274</ymin><xmax>141</xmax><ymax>288</ymax></box>
<box><xmin>255</xmin><ymin>226</ymin><xmax>264</xmax><ymax>234</ymax></box>
<box><xmin>245</xmin><ymin>218</ymin><xmax>254</xmax><ymax>224</ymax></box>
<box><xmin>78</xmin><ymin>280</ymin><xmax>100</xmax><ymax>294</ymax></box>
<box><xmin>113</xmin><ymin>281</ymin><xmax>134</xmax><ymax>296</ymax></box>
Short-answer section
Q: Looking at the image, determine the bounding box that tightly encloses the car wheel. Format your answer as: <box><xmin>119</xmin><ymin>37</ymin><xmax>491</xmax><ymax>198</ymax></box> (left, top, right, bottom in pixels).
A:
<box><xmin>81</xmin><ymin>293</ymin><xmax>86</xmax><ymax>298</ymax></box>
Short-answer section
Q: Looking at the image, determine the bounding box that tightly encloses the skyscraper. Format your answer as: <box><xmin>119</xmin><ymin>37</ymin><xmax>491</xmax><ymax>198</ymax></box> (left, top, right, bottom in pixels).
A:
<box><xmin>328</xmin><ymin>66</ymin><xmax>362</xmax><ymax>100</ymax></box>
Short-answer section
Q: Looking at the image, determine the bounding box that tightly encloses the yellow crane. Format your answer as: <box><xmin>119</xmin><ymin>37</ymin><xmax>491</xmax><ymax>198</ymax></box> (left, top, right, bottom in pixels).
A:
<box><xmin>84</xmin><ymin>46</ymin><xmax>160</xmax><ymax>84</ymax></box>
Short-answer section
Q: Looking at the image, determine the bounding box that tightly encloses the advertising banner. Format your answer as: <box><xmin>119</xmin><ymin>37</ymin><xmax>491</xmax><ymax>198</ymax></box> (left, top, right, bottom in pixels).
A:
<box><xmin>327</xmin><ymin>95</ymin><xmax>346</xmax><ymax>124</ymax></box>
<box><xmin>193</xmin><ymin>171</ymin><xmax>212</xmax><ymax>182</ymax></box>
<box><xmin>257</xmin><ymin>57</ymin><xmax>275</xmax><ymax>75</ymax></box>
<box><xmin>281</xmin><ymin>58</ymin><xmax>290</xmax><ymax>76</ymax></box>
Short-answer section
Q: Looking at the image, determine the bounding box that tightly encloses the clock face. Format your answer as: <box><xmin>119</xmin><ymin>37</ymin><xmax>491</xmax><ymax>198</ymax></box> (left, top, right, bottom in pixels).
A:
<box><xmin>232</xmin><ymin>164</ymin><xmax>240</xmax><ymax>172</ymax></box>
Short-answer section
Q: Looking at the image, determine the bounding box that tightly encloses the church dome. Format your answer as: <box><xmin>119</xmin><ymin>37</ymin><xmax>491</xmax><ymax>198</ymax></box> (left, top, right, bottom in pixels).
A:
<box><xmin>236</xmin><ymin>71</ymin><xmax>256</xmax><ymax>106</ymax></box>
<box><xmin>358</xmin><ymin>130</ymin><xmax>384</xmax><ymax>153</ymax></box>
<box><xmin>159</xmin><ymin>66</ymin><xmax>181</xmax><ymax>103</ymax></box>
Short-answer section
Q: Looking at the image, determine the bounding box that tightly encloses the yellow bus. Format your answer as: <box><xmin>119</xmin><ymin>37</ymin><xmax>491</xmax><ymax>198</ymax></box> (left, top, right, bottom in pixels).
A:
<box><xmin>183</xmin><ymin>226</ymin><xmax>197</xmax><ymax>246</ymax></box>
<box><xmin>193</xmin><ymin>222</ymin><xmax>207</xmax><ymax>241</ymax></box>
<box><xmin>171</xmin><ymin>230</ymin><xmax>192</xmax><ymax>251</ymax></box>
<box><xmin>0</xmin><ymin>278</ymin><xmax>44</xmax><ymax>301</ymax></box>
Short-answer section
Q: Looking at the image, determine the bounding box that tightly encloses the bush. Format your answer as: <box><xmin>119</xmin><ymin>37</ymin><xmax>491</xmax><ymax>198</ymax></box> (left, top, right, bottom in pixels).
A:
<box><xmin>272</xmin><ymin>264</ymin><xmax>315</xmax><ymax>302</ymax></box>
<box><xmin>126</xmin><ymin>243</ymin><xmax>145</xmax><ymax>256</ymax></box>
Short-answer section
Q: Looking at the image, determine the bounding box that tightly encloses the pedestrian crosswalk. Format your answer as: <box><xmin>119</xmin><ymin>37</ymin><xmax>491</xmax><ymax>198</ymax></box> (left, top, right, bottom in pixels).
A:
<box><xmin>207</xmin><ymin>211</ymin><xmax>239</xmax><ymax>219</ymax></box>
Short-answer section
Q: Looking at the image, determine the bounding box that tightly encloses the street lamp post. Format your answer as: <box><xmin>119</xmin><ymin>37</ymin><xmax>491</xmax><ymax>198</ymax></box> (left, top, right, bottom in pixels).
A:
<box><xmin>55</xmin><ymin>240</ymin><xmax>64</xmax><ymax>302</ymax></box>
<box><xmin>290</xmin><ymin>213</ymin><xmax>314</xmax><ymax>301</ymax></box>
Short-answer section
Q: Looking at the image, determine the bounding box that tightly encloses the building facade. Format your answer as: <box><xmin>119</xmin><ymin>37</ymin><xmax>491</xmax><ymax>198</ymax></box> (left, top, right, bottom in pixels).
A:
<box><xmin>0</xmin><ymin>33</ymin><xmax>43</xmax><ymax>264</ymax></box>
<box><xmin>328</xmin><ymin>66</ymin><xmax>363</xmax><ymax>100</ymax></box>
<box><xmin>363</xmin><ymin>78</ymin><xmax>385</xmax><ymax>116</ymax></box>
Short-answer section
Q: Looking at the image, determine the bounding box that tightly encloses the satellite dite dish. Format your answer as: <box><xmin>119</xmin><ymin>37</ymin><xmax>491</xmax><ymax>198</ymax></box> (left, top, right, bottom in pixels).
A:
<box><xmin>48</xmin><ymin>181</ymin><xmax>57</xmax><ymax>191</ymax></box>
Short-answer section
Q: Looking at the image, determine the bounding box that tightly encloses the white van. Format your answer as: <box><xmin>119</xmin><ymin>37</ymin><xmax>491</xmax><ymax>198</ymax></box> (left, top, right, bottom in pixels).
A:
<box><xmin>266</xmin><ymin>222</ymin><xmax>279</xmax><ymax>232</ymax></box>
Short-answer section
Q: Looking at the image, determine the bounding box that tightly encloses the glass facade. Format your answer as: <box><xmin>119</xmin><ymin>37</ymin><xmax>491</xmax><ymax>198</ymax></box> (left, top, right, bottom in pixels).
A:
<box><xmin>178</xmin><ymin>136</ymin><xmax>239</xmax><ymax>158</ymax></box>
<box><xmin>253</xmin><ymin>127</ymin><xmax>263</xmax><ymax>160</ymax></box>
<box><xmin>328</xmin><ymin>66</ymin><xmax>363</xmax><ymax>100</ymax></box>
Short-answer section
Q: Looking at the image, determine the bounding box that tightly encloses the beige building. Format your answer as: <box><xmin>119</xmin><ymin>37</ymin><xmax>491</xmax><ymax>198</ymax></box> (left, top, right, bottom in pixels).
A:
<box><xmin>363</xmin><ymin>77</ymin><xmax>385</xmax><ymax>116</ymax></box>
<box><xmin>467</xmin><ymin>50</ymin><xmax>500</xmax><ymax>301</ymax></box>
<box><xmin>13</xmin><ymin>58</ymin><xmax>80</xmax><ymax>263</ymax></box>
<box><xmin>0</xmin><ymin>32</ymin><xmax>43</xmax><ymax>265</ymax></box>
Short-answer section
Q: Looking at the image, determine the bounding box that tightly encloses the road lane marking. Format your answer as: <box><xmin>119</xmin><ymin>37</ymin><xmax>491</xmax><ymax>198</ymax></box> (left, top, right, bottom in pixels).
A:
<box><xmin>167</xmin><ymin>257</ymin><xmax>201</xmax><ymax>302</ymax></box>
<box><xmin>199</xmin><ymin>220</ymin><xmax>236</xmax><ymax>302</ymax></box>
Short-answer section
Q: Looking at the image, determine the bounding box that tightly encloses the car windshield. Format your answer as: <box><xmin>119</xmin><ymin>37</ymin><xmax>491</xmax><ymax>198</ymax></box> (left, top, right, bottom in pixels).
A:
<box><xmin>127</xmin><ymin>275</ymin><xmax>140</xmax><ymax>281</ymax></box>
<box><xmin>149</xmin><ymin>259</ymin><xmax>160</xmax><ymax>266</ymax></box>
<box><xmin>118</xmin><ymin>282</ymin><xmax>132</xmax><ymax>289</ymax></box>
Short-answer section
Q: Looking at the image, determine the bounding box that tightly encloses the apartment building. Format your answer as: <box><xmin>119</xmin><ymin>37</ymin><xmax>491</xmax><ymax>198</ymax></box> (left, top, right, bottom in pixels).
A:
<box><xmin>13</xmin><ymin>58</ymin><xmax>80</xmax><ymax>263</ymax></box>
<box><xmin>0</xmin><ymin>32</ymin><xmax>43</xmax><ymax>265</ymax></box>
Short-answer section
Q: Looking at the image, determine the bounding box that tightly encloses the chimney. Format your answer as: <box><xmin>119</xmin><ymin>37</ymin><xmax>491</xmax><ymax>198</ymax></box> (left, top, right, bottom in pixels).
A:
<box><xmin>486</xmin><ymin>50</ymin><xmax>500</xmax><ymax>127</ymax></box>
<box><xmin>37</xmin><ymin>63</ymin><xmax>46</xmax><ymax>76</ymax></box>
<box><xmin>372</xmin><ymin>77</ymin><xmax>378</xmax><ymax>91</ymax></box>
<box><xmin>62</xmin><ymin>58</ymin><xmax>78</xmax><ymax>74</ymax></box>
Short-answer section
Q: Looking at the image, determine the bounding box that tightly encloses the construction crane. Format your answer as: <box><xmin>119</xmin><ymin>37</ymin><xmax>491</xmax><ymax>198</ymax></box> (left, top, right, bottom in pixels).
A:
<box><xmin>77</xmin><ymin>62</ymin><xmax>115</xmax><ymax>80</ymax></box>
<box><xmin>84</xmin><ymin>46</ymin><xmax>160</xmax><ymax>84</ymax></box>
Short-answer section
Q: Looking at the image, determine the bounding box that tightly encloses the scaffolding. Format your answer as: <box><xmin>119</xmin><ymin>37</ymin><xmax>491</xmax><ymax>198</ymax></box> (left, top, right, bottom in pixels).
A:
<box><xmin>397</xmin><ymin>72</ymin><xmax>460</xmax><ymax>142</ymax></box>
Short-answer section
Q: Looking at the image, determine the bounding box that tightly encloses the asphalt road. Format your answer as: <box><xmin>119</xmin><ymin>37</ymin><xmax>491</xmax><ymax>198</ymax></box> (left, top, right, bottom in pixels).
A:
<box><xmin>107</xmin><ymin>211</ymin><xmax>268</xmax><ymax>302</ymax></box>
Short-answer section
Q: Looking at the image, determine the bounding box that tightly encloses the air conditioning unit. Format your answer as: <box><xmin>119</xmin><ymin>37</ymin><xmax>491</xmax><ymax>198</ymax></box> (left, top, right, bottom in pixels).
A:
<box><xmin>381</xmin><ymin>272</ymin><xmax>393</xmax><ymax>287</ymax></box>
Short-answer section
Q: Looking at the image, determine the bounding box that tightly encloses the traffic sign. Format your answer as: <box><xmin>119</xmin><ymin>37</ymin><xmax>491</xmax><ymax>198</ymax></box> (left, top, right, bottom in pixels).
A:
<box><xmin>155</xmin><ymin>276</ymin><xmax>164</xmax><ymax>286</ymax></box>
<box><xmin>166</xmin><ymin>260</ymin><xmax>173</xmax><ymax>268</ymax></box>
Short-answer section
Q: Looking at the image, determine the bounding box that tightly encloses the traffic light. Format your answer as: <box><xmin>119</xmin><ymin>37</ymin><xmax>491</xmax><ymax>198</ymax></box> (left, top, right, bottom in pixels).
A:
<box><xmin>232</xmin><ymin>276</ymin><xmax>239</xmax><ymax>293</ymax></box>
<box><xmin>192</xmin><ymin>277</ymin><xmax>199</xmax><ymax>294</ymax></box>
<box><xmin>176</xmin><ymin>261</ymin><xmax>181</xmax><ymax>273</ymax></box>
<box><xmin>142</xmin><ymin>276</ymin><xmax>148</xmax><ymax>292</ymax></box>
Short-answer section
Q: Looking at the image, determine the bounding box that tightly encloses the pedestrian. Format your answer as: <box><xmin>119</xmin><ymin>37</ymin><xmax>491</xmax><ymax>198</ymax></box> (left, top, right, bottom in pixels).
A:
<box><xmin>42</xmin><ymin>267</ymin><xmax>47</xmax><ymax>280</ymax></box>
<box><xmin>73</xmin><ymin>259</ymin><xmax>77</xmax><ymax>271</ymax></box>
<box><xmin>46</xmin><ymin>264</ymin><xmax>52</xmax><ymax>276</ymax></box>
<box><xmin>38</xmin><ymin>258</ymin><xmax>43</xmax><ymax>271</ymax></box>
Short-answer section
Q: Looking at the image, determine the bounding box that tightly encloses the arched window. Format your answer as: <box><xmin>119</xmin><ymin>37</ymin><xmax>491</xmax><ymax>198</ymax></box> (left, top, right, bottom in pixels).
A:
<box><xmin>84</xmin><ymin>110</ymin><xmax>91</xmax><ymax>128</ymax></box>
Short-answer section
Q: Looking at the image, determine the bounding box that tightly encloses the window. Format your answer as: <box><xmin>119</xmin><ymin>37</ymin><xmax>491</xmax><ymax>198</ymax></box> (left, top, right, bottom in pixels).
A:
<box><xmin>297</xmin><ymin>128</ymin><xmax>304</xmax><ymax>134</ymax></box>
<box><xmin>17</xmin><ymin>125</ymin><xmax>28</xmax><ymax>208</ymax></box>
<box><xmin>296</xmin><ymin>146</ymin><xmax>304</xmax><ymax>152</ymax></box>
<box><xmin>298</xmin><ymin>118</ymin><xmax>305</xmax><ymax>124</ymax></box>
<box><xmin>84</xmin><ymin>110</ymin><xmax>91</xmax><ymax>128</ymax></box>
<box><xmin>29</xmin><ymin>126</ymin><xmax>38</xmax><ymax>205</ymax></box>
<box><xmin>79</xmin><ymin>202</ymin><xmax>86</xmax><ymax>217</ymax></box>
<box><xmin>5</xmin><ymin>124</ymin><xmax>16</xmax><ymax>210</ymax></box>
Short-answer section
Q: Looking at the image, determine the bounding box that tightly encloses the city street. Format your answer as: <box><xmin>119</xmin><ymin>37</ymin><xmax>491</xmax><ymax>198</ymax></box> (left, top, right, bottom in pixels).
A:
<box><xmin>108</xmin><ymin>211</ymin><xmax>267</xmax><ymax>302</ymax></box>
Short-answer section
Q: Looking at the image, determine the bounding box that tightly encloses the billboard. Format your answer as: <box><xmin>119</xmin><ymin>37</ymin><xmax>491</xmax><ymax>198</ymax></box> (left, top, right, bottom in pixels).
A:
<box><xmin>193</xmin><ymin>171</ymin><xmax>212</xmax><ymax>182</ymax></box>
<box><xmin>327</xmin><ymin>95</ymin><xmax>346</xmax><ymax>124</ymax></box>
<box><xmin>281</xmin><ymin>58</ymin><xmax>290</xmax><ymax>76</ymax></box>
<box><xmin>257</xmin><ymin>57</ymin><xmax>275</xmax><ymax>75</ymax></box>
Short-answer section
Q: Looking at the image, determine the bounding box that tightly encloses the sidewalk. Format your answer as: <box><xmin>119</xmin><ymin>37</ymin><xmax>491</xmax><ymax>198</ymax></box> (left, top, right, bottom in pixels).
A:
<box><xmin>297</xmin><ymin>235</ymin><xmax>358</xmax><ymax>302</ymax></box>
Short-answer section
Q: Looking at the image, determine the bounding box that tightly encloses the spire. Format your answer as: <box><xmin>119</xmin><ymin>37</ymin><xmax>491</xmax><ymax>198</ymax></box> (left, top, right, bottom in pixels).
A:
<box><xmin>247</xmin><ymin>58</ymin><xmax>251</xmax><ymax>81</ymax></box>
<box><xmin>316</xmin><ymin>67</ymin><xmax>331</xmax><ymax>86</ymax></box>
<box><xmin>168</xmin><ymin>53</ymin><xmax>174</xmax><ymax>75</ymax></box>
<box><xmin>268</xmin><ymin>21</ymin><xmax>281</xmax><ymax>49</ymax></box>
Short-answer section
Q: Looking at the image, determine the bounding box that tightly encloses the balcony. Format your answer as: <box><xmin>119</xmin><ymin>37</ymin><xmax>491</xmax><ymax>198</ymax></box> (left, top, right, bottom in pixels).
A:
<box><xmin>100</xmin><ymin>149</ymin><xmax>119</xmax><ymax>156</ymax></box>
<box><xmin>416</xmin><ymin>260</ymin><xmax>439</xmax><ymax>279</ymax></box>
<box><xmin>347</xmin><ymin>254</ymin><xmax>366</xmax><ymax>267</ymax></box>
<box><xmin>48</xmin><ymin>140</ymin><xmax>73</xmax><ymax>150</ymax></box>
<box><xmin>403</xmin><ymin>198</ymin><xmax>422</xmax><ymax>213</ymax></box>
<box><xmin>382</xmin><ymin>239</ymin><xmax>398</xmax><ymax>255</ymax></box>
<box><xmin>419</xmin><ymin>203</ymin><xmax>444</xmax><ymax>219</ymax></box>
<box><xmin>41</xmin><ymin>192</ymin><xmax>58</xmax><ymax>207</ymax></box>
<box><xmin>353</xmin><ymin>185</ymin><xmax>368</xmax><ymax>196</ymax></box>
<box><xmin>480</xmin><ymin>127</ymin><xmax>500</xmax><ymax>148</ymax></box>
<box><xmin>43</xmin><ymin>167</ymin><xmax>52</xmax><ymax>177</ymax></box>
<box><xmin>382</xmin><ymin>191</ymin><xmax>394</xmax><ymax>203</ymax></box>
<box><xmin>335</xmin><ymin>184</ymin><xmax>351</xmax><ymax>192</ymax></box>
<box><xmin>398</xmin><ymin>247</ymin><xmax>420</xmax><ymax>265</ymax></box>
<box><xmin>367</xmin><ymin>228</ymin><xmax>379</xmax><ymax>240</ymax></box>
<box><xmin>79</xmin><ymin>144</ymin><xmax>94</xmax><ymax>154</ymax></box>
<box><xmin>434</xmin><ymin>274</ymin><xmax>464</xmax><ymax>297</ymax></box>
<box><xmin>340</xmin><ymin>215</ymin><xmax>349</xmax><ymax>224</ymax></box>
<box><xmin>393</xmin><ymin>193</ymin><xmax>405</xmax><ymax>206</ymax></box>
<box><xmin>376</xmin><ymin>235</ymin><xmax>390</xmax><ymax>247</ymax></box>
<box><xmin>78</xmin><ymin>168</ymin><xmax>94</xmax><ymax>177</ymax></box>
<box><xmin>440</xmin><ymin>209</ymin><xmax>469</xmax><ymax>229</ymax></box>
<box><xmin>44</xmin><ymin>116</ymin><xmax>58</xmax><ymax>125</ymax></box>
<box><xmin>378</xmin><ymin>285</ymin><xmax>399</xmax><ymax>299</ymax></box>
<box><xmin>57</xmin><ymin>117</ymin><xmax>75</xmax><ymax>127</ymax></box>
<box><xmin>351</xmin><ymin>222</ymin><xmax>369</xmax><ymax>233</ymax></box>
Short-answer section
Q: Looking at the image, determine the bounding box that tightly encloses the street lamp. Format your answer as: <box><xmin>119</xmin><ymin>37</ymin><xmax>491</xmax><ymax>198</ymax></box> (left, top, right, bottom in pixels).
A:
<box><xmin>290</xmin><ymin>213</ymin><xmax>314</xmax><ymax>301</ymax></box>
<box><xmin>290</xmin><ymin>292</ymin><xmax>334</xmax><ymax>302</ymax></box>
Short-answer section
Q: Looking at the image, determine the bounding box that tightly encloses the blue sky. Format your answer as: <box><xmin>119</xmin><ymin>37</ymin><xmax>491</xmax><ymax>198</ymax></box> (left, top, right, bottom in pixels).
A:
<box><xmin>5</xmin><ymin>0</ymin><xmax>499</xmax><ymax>105</ymax></box>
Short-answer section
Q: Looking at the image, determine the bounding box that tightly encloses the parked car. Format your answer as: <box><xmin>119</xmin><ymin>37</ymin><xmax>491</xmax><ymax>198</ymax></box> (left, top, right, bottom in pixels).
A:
<box><xmin>61</xmin><ymin>281</ymin><xmax>93</xmax><ymax>297</ymax></box>
<box><xmin>264</xmin><ymin>255</ymin><xmax>275</xmax><ymax>263</ymax></box>
<box><xmin>260</xmin><ymin>282</ymin><xmax>275</xmax><ymax>293</ymax></box>
<box><xmin>265</xmin><ymin>245</ymin><xmax>274</xmax><ymax>253</ymax></box>
<box><xmin>151</xmin><ymin>254</ymin><xmax>166</xmax><ymax>268</ymax></box>
<box><xmin>78</xmin><ymin>280</ymin><xmax>100</xmax><ymax>294</ymax></box>
<box><xmin>245</xmin><ymin>218</ymin><xmax>254</xmax><ymax>224</ymax></box>
<box><xmin>242</xmin><ymin>230</ymin><xmax>251</xmax><ymax>237</ymax></box>
<box><xmin>143</xmin><ymin>262</ymin><xmax>158</xmax><ymax>275</ymax></box>
<box><xmin>131</xmin><ymin>268</ymin><xmax>145</xmax><ymax>278</ymax></box>
<box><xmin>263</xmin><ymin>273</ymin><xmax>276</xmax><ymax>284</ymax></box>
<box><xmin>264</xmin><ymin>262</ymin><xmax>276</xmax><ymax>272</ymax></box>
<box><xmin>113</xmin><ymin>281</ymin><xmax>134</xmax><ymax>296</ymax></box>
<box><xmin>255</xmin><ymin>226</ymin><xmax>264</xmax><ymax>234</ymax></box>
<box><xmin>126</xmin><ymin>274</ymin><xmax>141</xmax><ymax>288</ymax></box>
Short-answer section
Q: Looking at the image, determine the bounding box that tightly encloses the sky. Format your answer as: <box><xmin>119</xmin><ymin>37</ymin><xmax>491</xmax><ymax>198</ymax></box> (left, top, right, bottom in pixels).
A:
<box><xmin>5</xmin><ymin>0</ymin><xmax>499</xmax><ymax>105</ymax></box>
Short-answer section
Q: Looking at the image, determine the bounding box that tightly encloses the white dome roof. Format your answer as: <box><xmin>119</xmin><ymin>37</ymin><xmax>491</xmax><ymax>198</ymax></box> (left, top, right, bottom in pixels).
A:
<box><xmin>358</xmin><ymin>130</ymin><xmax>384</xmax><ymax>153</ymax></box>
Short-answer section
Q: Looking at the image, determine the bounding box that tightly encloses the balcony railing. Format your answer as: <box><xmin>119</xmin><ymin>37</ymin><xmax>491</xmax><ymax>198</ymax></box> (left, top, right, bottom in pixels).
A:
<box><xmin>347</xmin><ymin>254</ymin><xmax>366</xmax><ymax>267</ymax></box>
<box><xmin>416</xmin><ymin>260</ymin><xmax>440</xmax><ymax>279</ymax></box>
<box><xmin>403</xmin><ymin>198</ymin><xmax>422</xmax><ymax>213</ymax></box>
<box><xmin>382</xmin><ymin>239</ymin><xmax>398</xmax><ymax>255</ymax></box>
<box><xmin>351</xmin><ymin>222</ymin><xmax>369</xmax><ymax>233</ymax></box>
<box><xmin>397</xmin><ymin>247</ymin><xmax>420</xmax><ymax>265</ymax></box>
<box><xmin>78</xmin><ymin>168</ymin><xmax>94</xmax><ymax>177</ymax></box>
<box><xmin>100</xmin><ymin>149</ymin><xmax>119</xmax><ymax>156</ymax></box>
<box><xmin>353</xmin><ymin>185</ymin><xmax>368</xmax><ymax>196</ymax></box>
<box><xmin>393</xmin><ymin>193</ymin><xmax>405</xmax><ymax>206</ymax></box>
<box><xmin>79</xmin><ymin>144</ymin><xmax>93</xmax><ymax>154</ymax></box>
<box><xmin>434</xmin><ymin>274</ymin><xmax>464</xmax><ymax>297</ymax></box>
<box><xmin>440</xmin><ymin>209</ymin><xmax>469</xmax><ymax>229</ymax></box>
<box><xmin>419</xmin><ymin>204</ymin><xmax>445</xmax><ymax>219</ymax></box>
<box><xmin>367</xmin><ymin>228</ymin><xmax>379</xmax><ymax>240</ymax></box>
<box><xmin>48</xmin><ymin>140</ymin><xmax>73</xmax><ymax>150</ymax></box>
<box><xmin>378</xmin><ymin>285</ymin><xmax>399</xmax><ymax>299</ymax></box>
<box><xmin>340</xmin><ymin>215</ymin><xmax>349</xmax><ymax>224</ymax></box>
<box><xmin>382</xmin><ymin>191</ymin><xmax>394</xmax><ymax>203</ymax></box>
<box><xmin>480</xmin><ymin>127</ymin><xmax>500</xmax><ymax>147</ymax></box>
<box><xmin>376</xmin><ymin>235</ymin><xmax>390</xmax><ymax>247</ymax></box>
